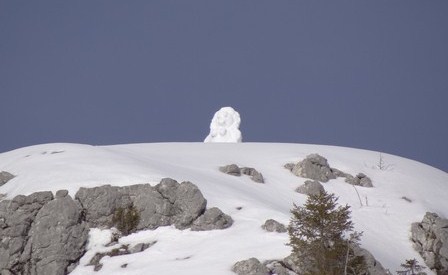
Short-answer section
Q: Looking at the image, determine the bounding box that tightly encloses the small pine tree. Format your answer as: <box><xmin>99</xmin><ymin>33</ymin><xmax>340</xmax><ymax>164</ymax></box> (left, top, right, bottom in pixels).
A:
<box><xmin>396</xmin><ymin>258</ymin><xmax>426</xmax><ymax>275</ymax></box>
<box><xmin>288</xmin><ymin>191</ymin><xmax>366</xmax><ymax>275</ymax></box>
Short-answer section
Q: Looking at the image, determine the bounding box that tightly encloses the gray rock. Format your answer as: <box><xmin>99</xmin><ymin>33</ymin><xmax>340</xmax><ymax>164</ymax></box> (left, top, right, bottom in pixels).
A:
<box><xmin>0</xmin><ymin>191</ymin><xmax>53</xmax><ymax>273</ymax></box>
<box><xmin>345</xmin><ymin>173</ymin><xmax>373</xmax><ymax>187</ymax></box>
<box><xmin>287</xmin><ymin>154</ymin><xmax>337</xmax><ymax>182</ymax></box>
<box><xmin>75</xmin><ymin>184</ymin><xmax>133</xmax><ymax>228</ymax></box>
<box><xmin>0</xmin><ymin>171</ymin><xmax>14</xmax><ymax>187</ymax></box>
<box><xmin>191</xmin><ymin>207</ymin><xmax>233</xmax><ymax>231</ymax></box>
<box><xmin>351</xmin><ymin>245</ymin><xmax>389</xmax><ymax>275</ymax></box>
<box><xmin>261</xmin><ymin>219</ymin><xmax>287</xmax><ymax>233</ymax></box>
<box><xmin>23</xmin><ymin>194</ymin><xmax>89</xmax><ymax>275</ymax></box>
<box><xmin>220</xmin><ymin>164</ymin><xmax>265</xmax><ymax>183</ymax></box>
<box><xmin>129</xmin><ymin>242</ymin><xmax>156</xmax><ymax>254</ymax></box>
<box><xmin>264</xmin><ymin>260</ymin><xmax>297</xmax><ymax>275</ymax></box>
<box><xmin>232</xmin><ymin>258</ymin><xmax>270</xmax><ymax>275</ymax></box>
<box><xmin>283</xmin><ymin>254</ymin><xmax>307</xmax><ymax>274</ymax></box>
<box><xmin>241</xmin><ymin>167</ymin><xmax>265</xmax><ymax>183</ymax></box>
<box><xmin>55</xmin><ymin>189</ymin><xmax>68</xmax><ymax>198</ymax></box>
<box><xmin>411</xmin><ymin>212</ymin><xmax>448</xmax><ymax>273</ymax></box>
<box><xmin>219</xmin><ymin>164</ymin><xmax>241</xmax><ymax>176</ymax></box>
<box><xmin>75</xmin><ymin>178</ymin><xmax>209</xmax><ymax>231</ymax></box>
<box><xmin>295</xmin><ymin>180</ymin><xmax>325</xmax><ymax>196</ymax></box>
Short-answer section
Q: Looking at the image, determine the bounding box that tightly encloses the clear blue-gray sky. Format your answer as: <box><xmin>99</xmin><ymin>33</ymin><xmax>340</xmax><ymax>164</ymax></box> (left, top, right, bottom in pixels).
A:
<box><xmin>1</xmin><ymin>1</ymin><xmax>447</xmax><ymax>172</ymax></box>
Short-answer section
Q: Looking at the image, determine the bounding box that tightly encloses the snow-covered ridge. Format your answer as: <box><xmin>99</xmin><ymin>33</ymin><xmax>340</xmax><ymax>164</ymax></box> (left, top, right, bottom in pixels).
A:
<box><xmin>0</xmin><ymin>142</ymin><xmax>447</xmax><ymax>274</ymax></box>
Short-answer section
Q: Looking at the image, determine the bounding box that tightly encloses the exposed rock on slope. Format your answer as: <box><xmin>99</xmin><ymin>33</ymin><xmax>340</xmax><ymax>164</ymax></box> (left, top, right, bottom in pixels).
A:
<box><xmin>286</xmin><ymin>154</ymin><xmax>373</xmax><ymax>187</ymax></box>
<box><xmin>0</xmin><ymin>191</ymin><xmax>87</xmax><ymax>275</ymax></box>
<box><xmin>0</xmin><ymin>178</ymin><xmax>232</xmax><ymax>275</ymax></box>
<box><xmin>76</xmin><ymin>178</ymin><xmax>209</xmax><ymax>230</ymax></box>
<box><xmin>411</xmin><ymin>212</ymin><xmax>448</xmax><ymax>274</ymax></box>
<box><xmin>295</xmin><ymin>180</ymin><xmax>325</xmax><ymax>196</ymax></box>
<box><xmin>261</xmin><ymin>219</ymin><xmax>287</xmax><ymax>233</ymax></box>
<box><xmin>219</xmin><ymin>164</ymin><xmax>265</xmax><ymax>183</ymax></box>
<box><xmin>0</xmin><ymin>171</ymin><xmax>14</xmax><ymax>187</ymax></box>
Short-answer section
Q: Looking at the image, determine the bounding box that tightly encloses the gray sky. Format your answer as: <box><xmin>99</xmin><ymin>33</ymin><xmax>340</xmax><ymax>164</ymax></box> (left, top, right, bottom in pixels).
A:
<box><xmin>1</xmin><ymin>1</ymin><xmax>447</xmax><ymax>172</ymax></box>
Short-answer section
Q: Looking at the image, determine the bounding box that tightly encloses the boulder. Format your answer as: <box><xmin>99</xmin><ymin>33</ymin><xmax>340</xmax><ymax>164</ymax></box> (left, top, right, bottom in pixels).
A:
<box><xmin>351</xmin><ymin>245</ymin><xmax>389</xmax><ymax>275</ymax></box>
<box><xmin>411</xmin><ymin>212</ymin><xmax>448</xmax><ymax>273</ymax></box>
<box><xmin>261</xmin><ymin>219</ymin><xmax>287</xmax><ymax>233</ymax></box>
<box><xmin>0</xmin><ymin>171</ymin><xmax>14</xmax><ymax>187</ymax></box>
<box><xmin>191</xmin><ymin>207</ymin><xmax>233</xmax><ymax>231</ymax></box>
<box><xmin>220</xmin><ymin>164</ymin><xmax>265</xmax><ymax>183</ymax></box>
<box><xmin>219</xmin><ymin>164</ymin><xmax>241</xmax><ymax>176</ymax></box>
<box><xmin>240</xmin><ymin>167</ymin><xmax>264</xmax><ymax>183</ymax></box>
<box><xmin>232</xmin><ymin>258</ymin><xmax>270</xmax><ymax>275</ymax></box>
<box><xmin>286</xmin><ymin>154</ymin><xmax>336</xmax><ymax>182</ymax></box>
<box><xmin>345</xmin><ymin>173</ymin><xmax>373</xmax><ymax>187</ymax></box>
<box><xmin>264</xmin><ymin>260</ymin><xmax>297</xmax><ymax>275</ymax></box>
<box><xmin>295</xmin><ymin>180</ymin><xmax>325</xmax><ymax>196</ymax></box>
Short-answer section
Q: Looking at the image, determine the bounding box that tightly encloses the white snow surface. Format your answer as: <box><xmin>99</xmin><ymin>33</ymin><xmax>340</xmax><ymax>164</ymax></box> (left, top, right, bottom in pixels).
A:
<box><xmin>1</xmin><ymin>142</ymin><xmax>447</xmax><ymax>274</ymax></box>
<box><xmin>204</xmin><ymin>106</ymin><xmax>242</xmax><ymax>143</ymax></box>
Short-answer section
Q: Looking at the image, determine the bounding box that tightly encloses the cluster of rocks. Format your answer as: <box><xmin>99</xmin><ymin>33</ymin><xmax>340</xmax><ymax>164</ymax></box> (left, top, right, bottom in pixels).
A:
<box><xmin>0</xmin><ymin>178</ymin><xmax>233</xmax><ymax>275</ymax></box>
<box><xmin>411</xmin><ymin>212</ymin><xmax>448</xmax><ymax>274</ymax></box>
<box><xmin>285</xmin><ymin>154</ymin><xmax>373</xmax><ymax>195</ymax></box>
<box><xmin>232</xmin><ymin>245</ymin><xmax>388</xmax><ymax>275</ymax></box>
<box><xmin>261</xmin><ymin>219</ymin><xmax>287</xmax><ymax>233</ymax></box>
<box><xmin>0</xmin><ymin>171</ymin><xmax>14</xmax><ymax>187</ymax></box>
<box><xmin>88</xmin><ymin>241</ymin><xmax>156</xmax><ymax>271</ymax></box>
<box><xmin>219</xmin><ymin>164</ymin><xmax>264</xmax><ymax>183</ymax></box>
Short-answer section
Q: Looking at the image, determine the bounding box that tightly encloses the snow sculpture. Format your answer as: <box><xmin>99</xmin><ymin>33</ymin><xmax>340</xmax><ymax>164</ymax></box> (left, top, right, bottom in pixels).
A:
<box><xmin>204</xmin><ymin>107</ymin><xmax>242</xmax><ymax>143</ymax></box>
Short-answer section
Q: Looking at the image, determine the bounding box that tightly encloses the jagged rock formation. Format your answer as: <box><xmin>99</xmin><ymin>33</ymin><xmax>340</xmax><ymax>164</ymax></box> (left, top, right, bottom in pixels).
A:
<box><xmin>285</xmin><ymin>154</ymin><xmax>373</xmax><ymax>187</ymax></box>
<box><xmin>76</xmin><ymin>178</ymin><xmax>208</xmax><ymax>230</ymax></box>
<box><xmin>219</xmin><ymin>164</ymin><xmax>264</xmax><ymax>183</ymax></box>
<box><xmin>411</xmin><ymin>212</ymin><xmax>448</xmax><ymax>274</ymax></box>
<box><xmin>0</xmin><ymin>171</ymin><xmax>14</xmax><ymax>187</ymax></box>
<box><xmin>0</xmin><ymin>178</ymin><xmax>232</xmax><ymax>275</ymax></box>
<box><xmin>261</xmin><ymin>219</ymin><xmax>287</xmax><ymax>233</ymax></box>
<box><xmin>0</xmin><ymin>191</ymin><xmax>88</xmax><ymax>275</ymax></box>
<box><xmin>295</xmin><ymin>180</ymin><xmax>325</xmax><ymax>196</ymax></box>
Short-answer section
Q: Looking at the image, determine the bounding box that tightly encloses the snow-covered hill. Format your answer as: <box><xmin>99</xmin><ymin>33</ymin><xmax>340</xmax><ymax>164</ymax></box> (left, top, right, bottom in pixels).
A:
<box><xmin>0</xmin><ymin>142</ymin><xmax>447</xmax><ymax>274</ymax></box>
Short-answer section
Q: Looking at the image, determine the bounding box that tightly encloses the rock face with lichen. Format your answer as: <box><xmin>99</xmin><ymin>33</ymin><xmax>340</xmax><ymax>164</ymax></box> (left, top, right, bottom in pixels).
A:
<box><xmin>411</xmin><ymin>212</ymin><xmax>448</xmax><ymax>274</ymax></box>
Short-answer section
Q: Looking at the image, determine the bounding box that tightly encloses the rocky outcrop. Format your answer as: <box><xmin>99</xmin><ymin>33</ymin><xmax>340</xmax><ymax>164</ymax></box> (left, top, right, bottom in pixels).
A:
<box><xmin>76</xmin><ymin>178</ymin><xmax>209</xmax><ymax>230</ymax></box>
<box><xmin>191</xmin><ymin>207</ymin><xmax>233</xmax><ymax>231</ymax></box>
<box><xmin>261</xmin><ymin>219</ymin><xmax>287</xmax><ymax>233</ymax></box>
<box><xmin>0</xmin><ymin>191</ymin><xmax>87</xmax><ymax>275</ymax></box>
<box><xmin>286</xmin><ymin>154</ymin><xmax>373</xmax><ymax>187</ymax></box>
<box><xmin>345</xmin><ymin>173</ymin><xmax>373</xmax><ymax>188</ymax></box>
<box><xmin>232</xmin><ymin>258</ymin><xmax>270</xmax><ymax>275</ymax></box>
<box><xmin>295</xmin><ymin>180</ymin><xmax>325</xmax><ymax>196</ymax></box>
<box><xmin>0</xmin><ymin>171</ymin><xmax>14</xmax><ymax>187</ymax></box>
<box><xmin>236</xmin><ymin>245</ymin><xmax>388</xmax><ymax>275</ymax></box>
<box><xmin>88</xmin><ymin>241</ymin><xmax>156</xmax><ymax>271</ymax></box>
<box><xmin>411</xmin><ymin>212</ymin><xmax>448</xmax><ymax>274</ymax></box>
<box><xmin>220</xmin><ymin>165</ymin><xmax>265</xmax><ymax>183</ymax></box>
<box><xmin>0</xmin><ymin>178</ymin><xmax>232</xmax><ymax>275</ymax></box>
<box><xmin>285</xmin><ymin>154</ymin><xmax>336</xmax><ymax>182</ymax></box>
<box><xmin>22</xmin><ymin>191</ymin><xmax>89</xmax><ymax>275</ymax></box>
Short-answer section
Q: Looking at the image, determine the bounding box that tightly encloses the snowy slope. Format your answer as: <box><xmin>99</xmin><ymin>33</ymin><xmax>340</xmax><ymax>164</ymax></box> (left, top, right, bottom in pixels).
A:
<box><xmin>0</xmin><ymin>142</ymin><xmax>447</xmax><ymax>274</ymax></box>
